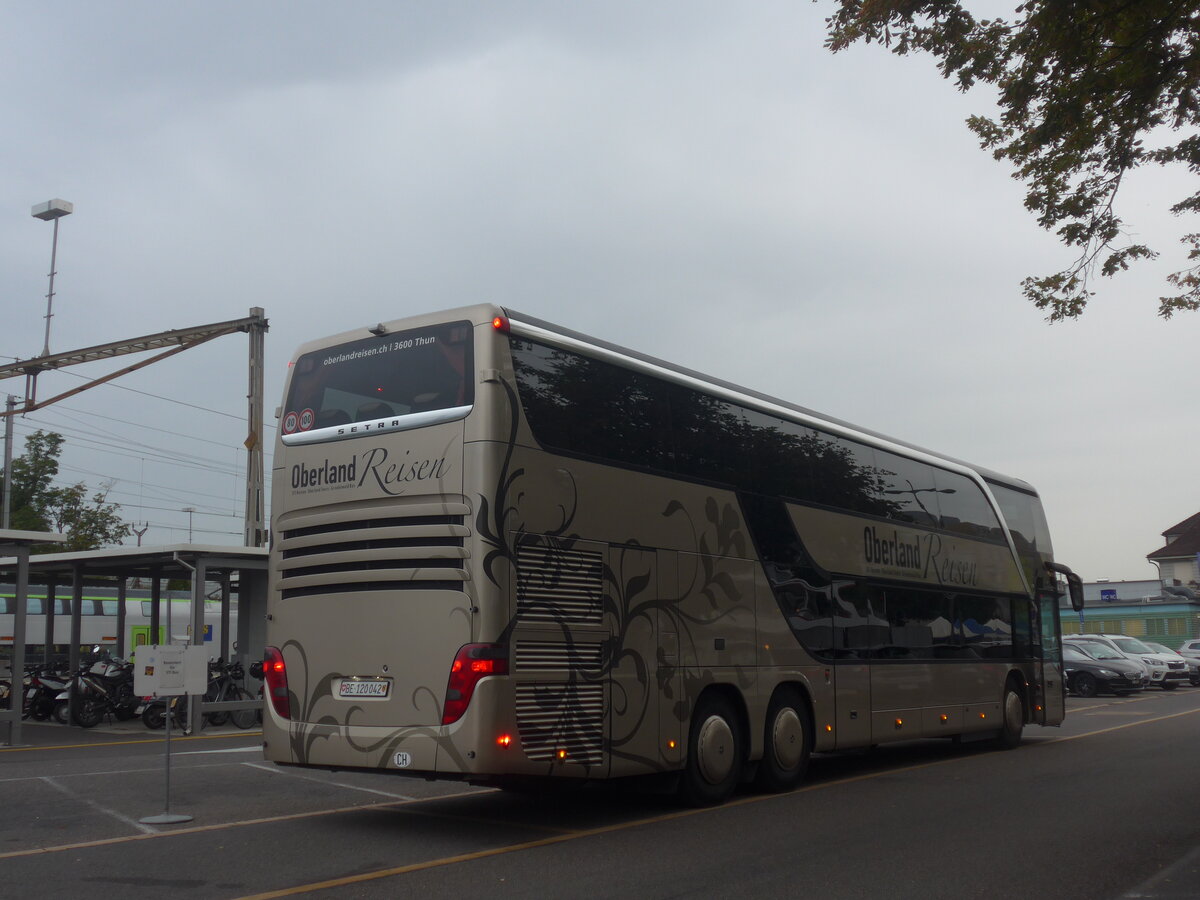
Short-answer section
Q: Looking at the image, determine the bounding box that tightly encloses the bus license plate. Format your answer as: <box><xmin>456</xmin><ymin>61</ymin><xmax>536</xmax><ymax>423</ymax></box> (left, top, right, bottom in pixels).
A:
<box><xmin>339</xmin><ymin>679</ymin><xmax>390</xmax><ymax>699</ymax></box>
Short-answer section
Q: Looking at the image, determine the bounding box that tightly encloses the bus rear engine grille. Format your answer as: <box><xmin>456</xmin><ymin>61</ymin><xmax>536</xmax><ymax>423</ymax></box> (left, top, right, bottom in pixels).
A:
<box><xmin>277</xmin><ymin>502</ymin><xmax>471</xmax><ymax>598</ymax></box>
<box><xmin>516</xmin><ymin>544</ymin><xmax>603</xmax><ymax>626</ymax></box>
<box><xmin>515</xmin><ymin>682</ymin><xmax>604</xmax><ymax>766</ymax></box>
<box><xmin>515</xmin><ymin>641</ymin><xmax>604</xmax><ymax>673</ymax></box>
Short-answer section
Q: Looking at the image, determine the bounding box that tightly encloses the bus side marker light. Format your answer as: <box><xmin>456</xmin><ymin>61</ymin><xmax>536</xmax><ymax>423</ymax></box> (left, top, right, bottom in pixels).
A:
<box><xmin>940</xmin><ymin>715</ymin><xmax>948</xmax><ymax>724</ymax></box>
<box><xmin>492</xmin><ymin>316</ymin><xmax>510</xmax><ymax>332</ymax></box>
<box><xmin>894</xmin><ymin>718</ymin><xmax>903</xmax><ymax>729</ymax></box>
<box><xmin>979</xmin><ymin>712</ymin><xmax>987</xmax><ymax>719</ymax></box>
<box><xmin>825</xmin><ymin>724</ymin><xmax>833</xmax><ymax>733</ymax></box>
<box><xmin>668</xmin><ymin>740</ymin><xmax>677</xmax><ymax>749</ymax></box>
<box><xmin>497</xmin><ymin>734</ymin><xmax>512</xmax><ymax>748</ymax></box>
<box><xmin>557</xmin><ymin>749</ymin><xmax>567</xmax><ymax>760</ymax></box>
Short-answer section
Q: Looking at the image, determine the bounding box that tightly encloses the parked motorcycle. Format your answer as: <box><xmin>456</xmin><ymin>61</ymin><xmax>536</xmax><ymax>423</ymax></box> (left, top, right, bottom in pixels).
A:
<box><xmin>58</xmin><ymin>650</ymin><xmax>138</xmax><ymax>728</ymax></box>
<box><xmin>23</xmin><ymin>662</ymin><xmax>70</xmax><ymax>721</ymax></box>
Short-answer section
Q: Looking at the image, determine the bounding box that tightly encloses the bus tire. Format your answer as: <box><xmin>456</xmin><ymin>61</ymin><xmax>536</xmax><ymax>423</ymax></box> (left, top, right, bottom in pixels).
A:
<box><xmin>755</xmin><ymin>687</ymin><xmax>811</xmax><ymax>793</ymax></box>
<box><xmin>996</xmin><ymin>679</ymin><xmax>1024</xmax><ymax>750</ymax></box>
<box><xmin>679</xmin><ymin>693</ymin><xmax>744</xmax><ymax>807</ymax></box>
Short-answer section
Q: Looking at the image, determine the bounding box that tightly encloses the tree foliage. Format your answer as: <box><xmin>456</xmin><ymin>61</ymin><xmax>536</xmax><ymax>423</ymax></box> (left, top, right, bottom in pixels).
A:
<box><xmin>825</xmin><ymin>0</ymin><xmax>1200</xmax><ymax>320</ymax></box>
<box><xmin>3</xmin><ymin>430</ymin><xmax>132</xmax><ymax>552</ymax></box>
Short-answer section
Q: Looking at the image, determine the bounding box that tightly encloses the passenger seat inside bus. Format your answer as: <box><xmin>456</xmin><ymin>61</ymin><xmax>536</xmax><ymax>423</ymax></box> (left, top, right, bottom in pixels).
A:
<box><xmin>315</xmin><ymin>409</ymin><xmax>351</xmax><ymax>428</ymax></box>
<box><xmin>355</xmin><ymin>401</ymin><xmax>394</xmax><ymax>421</ymax></box>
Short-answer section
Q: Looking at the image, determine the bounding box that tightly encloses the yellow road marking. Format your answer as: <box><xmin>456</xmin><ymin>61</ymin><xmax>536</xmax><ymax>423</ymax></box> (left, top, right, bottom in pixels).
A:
<box><xmin>234</xmin><ymin>705</ymin><xmax>1200</xmax><ymax>899</ymax></box>
<box><xmin>5</xmin><ymin>705</ymin><xmax>1199</xmax><ymax>891</ymax></box>
<box><xmin>0</xmin><ymin>731</ymin><xmax>261</xmax><ymax>753</ymax></box>
<box><xmin>0</xmin><ymin>798</ymin><xmax>421</xmax><ymax>860</ymax></box>
<box><xmin>1040</xmin><ymin>706</ymin><xmax>1200</xmax><ymax>741</ymax></box>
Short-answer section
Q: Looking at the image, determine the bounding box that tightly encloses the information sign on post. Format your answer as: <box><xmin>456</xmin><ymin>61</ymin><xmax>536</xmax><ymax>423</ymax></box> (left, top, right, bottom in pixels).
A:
<box><xmin>134</xmin><ymin>645</ymin><xmax>207</xmax><ymax>698</ymax></box>
<box><xmin>136</xmin><ymin>645</ymin><xmax>208</xmax><ymax>826</ymax></box>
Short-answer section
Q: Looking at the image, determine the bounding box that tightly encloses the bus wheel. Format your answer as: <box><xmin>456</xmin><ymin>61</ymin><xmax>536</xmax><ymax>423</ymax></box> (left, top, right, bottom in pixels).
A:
<box><xmin>996</xmin><ymin>680</ymin><xmax>1024</xmax><ymax>750</ymax></box>
<box><xmin>680</xmin><ymin>693</ymin><xmax>743</xmax><ymax>806</ymax></box>
<box><xmin>755</xmin><ymin>688</ymin><xmax>811</xmax><ymax>793</ymax></box>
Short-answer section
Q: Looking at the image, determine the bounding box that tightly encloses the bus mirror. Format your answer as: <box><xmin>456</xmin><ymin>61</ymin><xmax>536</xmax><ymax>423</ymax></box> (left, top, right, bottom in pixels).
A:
<box><xmin>1067</xmin><ymin>573</ymin><xmax>1085</xmax><ymax>612</ymax></box>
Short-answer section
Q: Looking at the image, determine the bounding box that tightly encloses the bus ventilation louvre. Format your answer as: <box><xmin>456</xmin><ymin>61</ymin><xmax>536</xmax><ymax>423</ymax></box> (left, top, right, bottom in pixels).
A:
<box><xmin>275</xmin><ymin>500</ymin><xmax>471</xmax><ymax>598</ymax></box>
<box><xmin>513</xmin><ymin>543</ymin><xmax>606</xmax><ymax>766</ymax></box>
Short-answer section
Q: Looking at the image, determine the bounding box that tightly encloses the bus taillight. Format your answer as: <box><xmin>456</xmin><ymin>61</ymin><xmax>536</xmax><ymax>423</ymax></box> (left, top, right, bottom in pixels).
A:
<box><xmin>263</xmin><ymin>646</ymin><xmax>291</xmax><ymax>720</ymax></box>
<box><xmin>443</xmin><ymin>643</ymin><xmax>508</xmax><ymax>725</ymax></box>
<box><xmin>492</xmin><ymin>316</ymin><xmax>510</xmax><ymax>333</ymax></box>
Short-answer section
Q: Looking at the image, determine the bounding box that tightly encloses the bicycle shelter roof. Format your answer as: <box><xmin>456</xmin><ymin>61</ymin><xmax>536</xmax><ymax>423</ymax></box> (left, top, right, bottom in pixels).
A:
<box><xmin>0</xmin><ymin>543</ymin><xmax>268</xmax><ymax>745</ymax></box>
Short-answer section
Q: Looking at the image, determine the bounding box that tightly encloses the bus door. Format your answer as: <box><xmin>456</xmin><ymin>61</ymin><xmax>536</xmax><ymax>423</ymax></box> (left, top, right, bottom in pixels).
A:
<box><xmin>832</xmin><ymin>582</ymin><xmax>872</xmax><ymax>748</ymax></box>
<box><xmin>1033</xmin><ymin>592</ymin><xmax>1065</xmax><ymax>725</ymax></box>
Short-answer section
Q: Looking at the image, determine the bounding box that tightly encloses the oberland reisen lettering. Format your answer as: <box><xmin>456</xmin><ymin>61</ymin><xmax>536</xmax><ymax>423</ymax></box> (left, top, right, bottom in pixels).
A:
<box><xmin>357</xmin><ymin>446</ymin><xmax>450</xmax><ymax>495</ymax></box>
<box><xmin>863</xmin><ymin>526</ymin><xmax>921</xmax><ymax>571</ymax></box>
<box><xmin>292</xmin><ymin>458</ymin><xmax>357</xmax><ymax>489</ymax></box>
<box><xmin>862</xmin><ymin>525</ymin><xmax>980</xmax><ymax>587</ymax></box>
<box><xmin>290</xmin><ymin>448</ymin><xmax>450</xmax><ymax>495</ymax></box>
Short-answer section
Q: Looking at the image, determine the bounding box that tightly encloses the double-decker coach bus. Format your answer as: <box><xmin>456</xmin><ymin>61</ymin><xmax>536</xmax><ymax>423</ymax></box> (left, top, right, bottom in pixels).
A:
<box><xmin>264</xmin><ymin>305</ymin><xmax>1084</xmax><ymax>804</ymax></box>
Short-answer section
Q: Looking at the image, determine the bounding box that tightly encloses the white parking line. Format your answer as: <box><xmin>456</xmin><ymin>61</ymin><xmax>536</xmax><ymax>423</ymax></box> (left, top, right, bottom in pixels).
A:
<box><xmin>241</xmin><ymin>761</ymin><xmax>419</xmax><ymax>800</ymax></box>
<box><xmin>39</xmin><ymin>776</ymin><xmax>159</xmax><ymax>835</ymax></box>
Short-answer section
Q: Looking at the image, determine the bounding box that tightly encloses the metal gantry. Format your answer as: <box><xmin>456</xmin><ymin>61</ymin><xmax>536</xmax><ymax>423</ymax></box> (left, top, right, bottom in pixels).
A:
<box><xmin>0</xmin><ymin>308</ymin><xmax>269</xmax><ymax>548</ymax></box>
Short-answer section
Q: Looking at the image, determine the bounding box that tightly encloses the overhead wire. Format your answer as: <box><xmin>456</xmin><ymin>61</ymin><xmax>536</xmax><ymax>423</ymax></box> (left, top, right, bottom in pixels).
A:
<box><xmin>2</xmin><ymin>346</ymin><xmax>274</xmax><ymax>546</ymax></box>
<box><xmin>12</xmin><ymin>416</ymin><xmax>244</xmax><ymax>477</ymax></box>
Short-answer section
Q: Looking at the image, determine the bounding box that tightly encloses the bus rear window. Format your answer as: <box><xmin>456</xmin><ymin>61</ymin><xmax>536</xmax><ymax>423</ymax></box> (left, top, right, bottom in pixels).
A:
<box><xmin>282</xmin><ymin>321</ymin><xmax>473</xmax><ymax>445</ymax></box>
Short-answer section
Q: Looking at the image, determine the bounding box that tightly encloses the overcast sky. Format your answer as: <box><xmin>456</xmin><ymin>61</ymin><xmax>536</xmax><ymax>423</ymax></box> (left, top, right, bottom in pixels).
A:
<box><xmin>2</xmin><ymin>2</ymin><xmax>1196</xmax><ymax>583</ymax></box>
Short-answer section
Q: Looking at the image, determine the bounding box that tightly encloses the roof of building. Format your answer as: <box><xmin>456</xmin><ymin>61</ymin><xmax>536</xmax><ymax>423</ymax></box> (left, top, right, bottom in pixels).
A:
<box><xmin>1148</xmin><ymin>511</ymin><xmax>1200</xmax><ymax>561</ymax></box>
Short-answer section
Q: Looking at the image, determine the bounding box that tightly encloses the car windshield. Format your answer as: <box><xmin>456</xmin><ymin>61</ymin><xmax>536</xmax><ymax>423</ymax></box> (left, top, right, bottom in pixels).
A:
<box><xmin>1110</xmin><ymin>637</ymin><xmax>1154</xmax><ymax>654</ymax></box>
<box><xmin>1063</xmin><ymin>646</ymin><xmax>1092</xmax><ymax>661</ymax></box>
<box><xmin>1073</xmin><ymin>642</ymin><xmax>1123</xmax><ymax>660</ymax></box>
<box><xmin>1144</xmin><ymin>642</ymin><xmax>1176</xmax><ymax>655</ymax></box>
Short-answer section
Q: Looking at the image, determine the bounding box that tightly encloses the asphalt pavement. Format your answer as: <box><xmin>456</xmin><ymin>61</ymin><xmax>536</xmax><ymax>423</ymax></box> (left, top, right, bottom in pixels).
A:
<box><xmin>4</xmin><ymin>690</ymin><xmax>1200</xmax><ymax>899</ymax></box>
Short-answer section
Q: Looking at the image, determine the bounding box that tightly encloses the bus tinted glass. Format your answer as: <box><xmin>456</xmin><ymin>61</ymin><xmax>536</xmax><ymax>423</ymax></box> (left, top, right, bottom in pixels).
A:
<box><xmin>989</xmin><ymin>482</ymin><xmax>1053</xmax><ymax>558</ymax></box>
<box><xmin>510</xmin><ymin>336</ymin><xmax>999</xmax><ymax>538</ymax></box>
<box><xmin>282</xmin><ymin>321</ymin><xmax>473</xmax><ymax>442</ymax></box>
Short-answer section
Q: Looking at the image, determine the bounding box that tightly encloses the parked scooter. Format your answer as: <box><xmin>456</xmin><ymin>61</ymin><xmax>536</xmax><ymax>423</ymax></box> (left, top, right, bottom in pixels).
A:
<box><xmin>23</xmin><ymin>662</ymin><xmax>71</xmax><ymax>721</ymax></box>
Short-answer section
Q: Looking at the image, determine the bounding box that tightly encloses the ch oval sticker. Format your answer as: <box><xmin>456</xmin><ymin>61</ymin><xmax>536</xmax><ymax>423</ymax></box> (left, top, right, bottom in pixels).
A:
<box><xmin>394</xmin><ymin>751</ymin><xmax>412</xmax><ymax>768</ymax></box>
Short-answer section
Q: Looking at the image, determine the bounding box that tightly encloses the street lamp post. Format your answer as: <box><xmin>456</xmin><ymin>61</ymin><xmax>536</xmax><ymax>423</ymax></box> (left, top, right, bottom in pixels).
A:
<box><xmin>1</xmin><ymin>394</ymin><xmax>15</xmax><ymax>529</ymax></box>
<box><xmin>31</xmin><ymin>199</ymin><xmax>74</xmax><ymax>359</ymax></box>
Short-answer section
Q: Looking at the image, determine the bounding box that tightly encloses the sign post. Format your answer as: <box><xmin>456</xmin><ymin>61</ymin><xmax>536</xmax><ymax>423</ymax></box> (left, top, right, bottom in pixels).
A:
<box><xmin>136</xmin><ymin>645</ymin><xmax>207</xmax><ymax>825</ymax></box>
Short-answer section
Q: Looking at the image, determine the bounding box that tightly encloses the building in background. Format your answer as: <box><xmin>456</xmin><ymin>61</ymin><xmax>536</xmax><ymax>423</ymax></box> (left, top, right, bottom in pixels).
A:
<box><xmin>1058</xmin><ymin>511</ymin><xmax>1200</xmax><ymax>647</ymax></box>
<box><xmin>1147</xmin><ymin>512</ymin><xmax>1200</xmax><ymax>598</ymax></box>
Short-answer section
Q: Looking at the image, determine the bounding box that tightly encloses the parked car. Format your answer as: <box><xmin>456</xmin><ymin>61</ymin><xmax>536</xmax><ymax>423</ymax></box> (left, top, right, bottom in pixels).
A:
<box><xmin>1177</xmin><ymin>639</ymin><xmax>1200</xmax><ymax>663</ymax></box>
<box><xmin>1143</xmin><ymin>642</ymin><xmax>1200</xmax><ymax>686</ymax></box>
<box><xmin>1064</xmin><ymin>635</ymin><xmax>1170</xmax><ymax>688</ymax></box>
<box><xmin>1062</xmin><ymin>643</ymin><xmax>1147</xmax><ymax>696</ymax></box>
